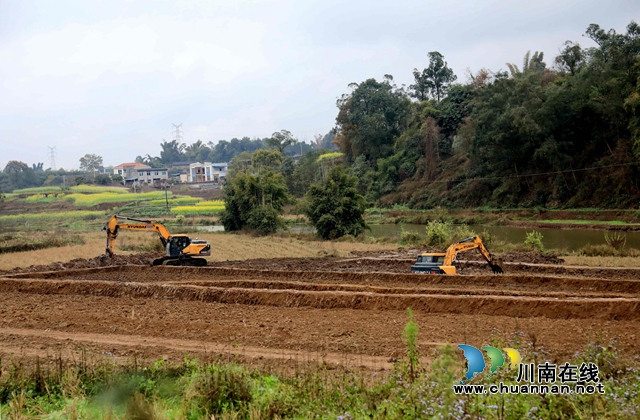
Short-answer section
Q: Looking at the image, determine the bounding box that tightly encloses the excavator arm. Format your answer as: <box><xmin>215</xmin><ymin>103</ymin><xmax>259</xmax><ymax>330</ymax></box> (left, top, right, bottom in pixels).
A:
<box><xmin>443</xmin><ymin>236</ymin><xmax>503</xmax><ymax>273</ymax></box>
<box><xmin>102</xmin><ymin>215</ymin><xmax>172</xmax><ymax>257</ymax></box>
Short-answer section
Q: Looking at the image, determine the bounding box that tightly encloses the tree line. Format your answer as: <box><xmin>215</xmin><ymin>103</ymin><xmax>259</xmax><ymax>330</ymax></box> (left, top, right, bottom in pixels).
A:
<box><xmin>135</xmin><ymin>130</ymin><xmax>336</xmax><ymax>168</ymax></box>
<box><xmin>220</xmin><ymin>20</ymin><xmax>640</xmax><ymax>239</ymax></box>
<box><xmin>332</xmin><ymin>21</ymin><xmax>640</xmax><ymax>208</ymax></box>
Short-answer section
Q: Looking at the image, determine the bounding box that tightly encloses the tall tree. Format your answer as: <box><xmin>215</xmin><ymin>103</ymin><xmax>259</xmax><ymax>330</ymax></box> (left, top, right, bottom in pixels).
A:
<box><xmin>410</xmin><ymin>52</ymin><xmax>457</xmax><ymax>102</ymax></box>
<box><xmin>220</xmin><ymin>171</ymin><xmax>291</xmax><ymax>235</ymax></box>
<box><xmin>1</xmin><ymin>161</ymin><xmax>38</xmax><ymax>191</ymax></box>
<box><xmin>554</xmin><ymin>41</ymin><xmax>585</xmax><ymax>75</ymax></box>
<box><xmin>184</xmin><ymin>140</ymin><xmax>210</xmax><ymax>162</ymax></box>
<box><xmin>506</xmin><ymin>51</ymin><xmax>547</xmax><ymax>76</ymax></box>
<box><xmin>159</xmin><ymin>140</ymin><xmax>186</xmax><ymax>165</ymax></box>
<box><xmin>305</xmin><ymin>166</ymin><xmax>367</xmax><ymax>240</ymax></box>
<box><xmin>335</xmin><ymin>75</ymin><xmax>410</xmax><ymax>164</ymax></box>
<box><xmin>207</xmin><ymin>137</ymin><xmax>266</xmax><ymax>162</ymax></box>
<box><xmin>251</xmin><ymin>149</ymin><xmax>283</xmax><ymax>173</ymax></box>
<box><xmin>79</xmin><ymin>154</ymin><xmax>103</xmax><ymax>174</ymax></box>
<box><xmin>265</xmin><ymin>130</ymin><xmax>297</xmax><ymax>153</ymax></box>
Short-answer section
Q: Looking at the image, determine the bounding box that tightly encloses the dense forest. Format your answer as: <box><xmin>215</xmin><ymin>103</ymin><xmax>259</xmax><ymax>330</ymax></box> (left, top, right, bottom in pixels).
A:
<box><xmin>333</xmin><ymin>21</ymin><xmax>640</xmax><ymax>208</ymax></box>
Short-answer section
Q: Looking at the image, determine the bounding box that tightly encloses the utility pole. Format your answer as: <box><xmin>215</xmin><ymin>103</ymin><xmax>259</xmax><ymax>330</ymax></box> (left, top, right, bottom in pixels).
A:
<box><xmin>47</xmin><ymin>146</ymin><xmax>57</xmax><ymax>170</ymax></box>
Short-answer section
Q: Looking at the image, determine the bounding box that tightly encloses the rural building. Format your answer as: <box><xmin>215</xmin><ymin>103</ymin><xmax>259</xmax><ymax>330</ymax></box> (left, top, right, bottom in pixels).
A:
<box><xmin>113</xmin><ymin>163</ymin><xmax>151</xmax><ymax>181</ymax></box>
<box><xmin>188</xmin><ymin>162</ymin><xmax>228</xmax><ymax>183</ymax></box>
<box><xmin>137</xmin><ymin>168</ymin><xmax>169</xmax><ymax>184</ymax></box>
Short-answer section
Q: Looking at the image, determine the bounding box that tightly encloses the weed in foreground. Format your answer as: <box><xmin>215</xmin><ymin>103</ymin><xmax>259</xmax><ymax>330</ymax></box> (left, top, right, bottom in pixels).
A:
<box><xmin>0</xmin><ymin>336</ymin><xmax>639</xmax><ymax>418</ymax></box>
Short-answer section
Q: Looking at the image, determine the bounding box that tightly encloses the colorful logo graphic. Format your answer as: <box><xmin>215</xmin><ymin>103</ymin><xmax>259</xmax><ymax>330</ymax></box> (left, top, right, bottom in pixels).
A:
<box><xmin>457</xmin><ymin>345</ymin><xmax>521</xmax><ymax>383</ymax></box>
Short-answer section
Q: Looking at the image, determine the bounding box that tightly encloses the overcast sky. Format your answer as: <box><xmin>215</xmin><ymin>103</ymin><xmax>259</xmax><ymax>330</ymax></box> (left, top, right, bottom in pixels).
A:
<box><xmin>0</xmin><ymin>0</ymin><xmax>638</xmax><ymax>170</ymax></box>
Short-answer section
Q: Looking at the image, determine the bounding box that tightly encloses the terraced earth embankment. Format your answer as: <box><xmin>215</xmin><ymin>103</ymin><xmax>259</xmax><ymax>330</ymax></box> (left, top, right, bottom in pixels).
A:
<box><xmin>1</xmin><ymin>260</ymin><xmax>639</xmax><ymax>368</ymax></box>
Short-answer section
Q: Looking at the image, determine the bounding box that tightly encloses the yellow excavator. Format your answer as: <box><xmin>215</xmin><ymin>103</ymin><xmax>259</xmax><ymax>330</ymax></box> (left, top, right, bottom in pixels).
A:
<box><xmin>410</xmin><ymin>235</ymin><xmax>503</xmax><ymax>275</ymax></box>
<box><xmin>102</xmin><ymin>215</ymin><xmax>211</xmax><ymax>266</ymax></box>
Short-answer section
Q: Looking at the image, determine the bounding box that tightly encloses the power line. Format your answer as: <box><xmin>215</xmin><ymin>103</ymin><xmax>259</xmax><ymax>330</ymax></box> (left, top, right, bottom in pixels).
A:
<box><xmin>47</xmin><ymin>146</ymin><xmax>57</xmax><ymax>170</ymax></box>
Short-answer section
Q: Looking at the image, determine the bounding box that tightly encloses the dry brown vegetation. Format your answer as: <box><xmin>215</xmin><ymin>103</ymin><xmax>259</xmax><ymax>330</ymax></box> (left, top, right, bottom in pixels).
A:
<box><xmin>562</xmin><ymin>255</ymin><xmax>640</xmax><ymax>267</ymax></box>
<box><xmin>0</xmin><ymin>231</ymin><xmax>397</xmax><ymax>271</ymax></box>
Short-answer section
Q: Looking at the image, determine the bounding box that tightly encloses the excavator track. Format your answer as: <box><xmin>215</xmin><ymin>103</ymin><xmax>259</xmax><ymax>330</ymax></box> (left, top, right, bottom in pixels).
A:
<box><xmin>152</xmin><ymin>257</ymin><xmax>207</xmax><ymax>267</ymax></box>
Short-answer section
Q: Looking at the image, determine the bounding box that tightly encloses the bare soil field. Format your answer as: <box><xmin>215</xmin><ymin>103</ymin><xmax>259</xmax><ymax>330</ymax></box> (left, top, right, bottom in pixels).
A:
<box><xmin>1</xmin><ymin>254</ymin><xmax>639</xmax><ymax>369</ymax></box>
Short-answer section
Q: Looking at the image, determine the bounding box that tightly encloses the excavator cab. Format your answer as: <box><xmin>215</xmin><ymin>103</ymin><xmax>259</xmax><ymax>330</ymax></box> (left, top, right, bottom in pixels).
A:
<box><xmin>167</xmin><ymin>235</ymin><xmax>190</xmax><ymax>257</ymax></box>
<box><xmin>411</xmin><ymin>253</ymin><xmax>447</xmax><ymax>274</ymax></box>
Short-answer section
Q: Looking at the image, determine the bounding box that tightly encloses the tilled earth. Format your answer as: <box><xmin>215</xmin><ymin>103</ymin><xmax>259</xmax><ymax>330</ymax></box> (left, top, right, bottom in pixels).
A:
<box><xmin>1</xmin><ymin>253</ymin><xmax>639</xmax><ymax>369</ymax></box>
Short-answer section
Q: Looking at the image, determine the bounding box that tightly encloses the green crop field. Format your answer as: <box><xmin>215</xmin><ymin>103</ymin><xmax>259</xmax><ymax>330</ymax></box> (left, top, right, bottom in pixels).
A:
<box><xmin>170</xmin><ymin>200</ymin><xmax>225</xmax><ymax>215</ymax></box>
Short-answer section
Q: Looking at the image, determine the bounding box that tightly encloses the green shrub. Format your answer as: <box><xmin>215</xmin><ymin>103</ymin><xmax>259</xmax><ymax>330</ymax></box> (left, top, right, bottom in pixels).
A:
<box><xmin>425</xmin><ymin>220</ymin><xmax>449</xmax><ymax>246</ymax></box>
<box><xmin>305</xmin><ymin>166</ymin><xmax>367</xmax><ymax>240</ymax></box>
<box><xmin>221</xmin><ymin>171</ymin><xmax>290</xmax><ymax>234</ymax></box>
<box><xmin>246</xmin><ymin>205</ymin><xmax>283</xmax><ymax>235</ymax></box>
<box><xmin>175</xmin><ymin>215</ymin><xmax>185</xmax><ymax>224</ymax></box>
<box><xmin>400</xmin><ymin>226</ymin><xmax>421</xmax><ymax>244</ymax></box>
<box><xmin>424</xmin><ymin>220</ymin><xmax>475</xmax><ymax>247</ymax></box>
<box><xmin>579</xmin><ymin>244</ymin><xmax>624</xmax><ymax>257</ymax></box>
<box><xmin>583</xmin><ymin>244</ymin><xmax>615</xmax><ymax>256</ymax></box>
<box><xmin>524</xmin><ymin>230</ymin><xmax>544</xmax><ymax>251</ymax></box>
<box><xmin>187</xmin><ymin>366</ymin><xmax>252</xmax><ymax>415</ymax></box>
<box><xmin>94</xmin><ymin>174</ymin><xmax>112</xmax><ymax>185</ymax></box>
<box><xmin>605</xmin><ymin>231</ymin><xmax>627</xmax><ymax>251</ymax></box>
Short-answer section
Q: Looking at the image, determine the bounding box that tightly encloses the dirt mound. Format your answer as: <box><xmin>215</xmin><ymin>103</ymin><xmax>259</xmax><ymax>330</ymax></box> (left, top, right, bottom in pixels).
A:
<box><xmin>10</xmin><ymin>252</ymin><xmax>161</xmax><ymax>273</ymax></box>
<box><xmin>15</xmin><ymin>265</ymin><xmax>640</xmax><ymax>294</ymax></box>
<box><xmin>209</xmin><ymin>257</ymin><xmax>412</xmax><ymax>273</ymax></box>
<box><xmin>1</xmin><ymin>277</ymin><xmax>637</xmax><ymax>321</ymax></box>
<box><xmin>349</xmin><ymin>248</ymin><xmax>564</xmax><ymax>264</ymax></box>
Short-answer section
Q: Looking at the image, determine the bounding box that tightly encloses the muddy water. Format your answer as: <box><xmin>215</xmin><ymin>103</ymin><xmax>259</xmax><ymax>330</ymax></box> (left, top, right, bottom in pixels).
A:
<box><xmin>202</xmin><ymin>223</ymin><xmax>640</xmax><ymax>251</ymax></box>
<box><xmin>368</xmin><ymin>224</ymin><xmax>640</xmax><ymax>252</ymax></box>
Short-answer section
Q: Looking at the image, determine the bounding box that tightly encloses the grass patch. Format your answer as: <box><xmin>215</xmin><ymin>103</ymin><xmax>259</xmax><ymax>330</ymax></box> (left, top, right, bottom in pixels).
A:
<box><xmin>66</xmin><ymin>191</ymin><xmax>171</xmax><ymax>206</ymax></box>
<box><xmin>534</xmin><ymin>219</ymin><xmax>640</xmax><ymax>226</ymax></box>
<box><xmin>13</xmin><ymin>185</ymin><xmax>128</xmax><ymax>194</ymax></box>
<box><xmin>171</xmin><ymin>200</ymin><xmax>225</xmax><ymax>216</ymax></box>
<box><xmin>23</xmin><ymin>193</ymin><xmax>68</xmax><ymax>203</ymax></box>
<box><xmin>148</xmin><ymin>196</ymin><xmax>199</xmax><ymax>206</ymax></box>
<box><xmin>577</xmin><ymin>244</ymin><xmax>640</xmax><ymax>258</ymax></box>
<box><xmin>0</xmin><ymin>211</ymin><xmax>104</xmax><ymax>224</ymax></box>
<box><xmin>562</xmin><ymin>255</ymin><xmax>640</xmax><ymax>267</ymax></box>
<box><xmin>0</xmin><ymin>332</ymin><xmax>637</xmax><ymax>418</ymax></box>
<box><xmin>0</xmin><ymin>232</ymin><xmax>85</xmax><ymax>253</ymax></box>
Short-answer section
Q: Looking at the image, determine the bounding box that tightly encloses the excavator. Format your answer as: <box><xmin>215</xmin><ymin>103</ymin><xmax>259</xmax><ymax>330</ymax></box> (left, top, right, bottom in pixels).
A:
<box><xmin>410</xmin><ymin>236</ymin><xmax>503</xmax><ymax>275</ymax></box>
<box><xmin>102</xmin><ymin>215</ymin><xmax>211</xmax><ymax>266</ymax></box>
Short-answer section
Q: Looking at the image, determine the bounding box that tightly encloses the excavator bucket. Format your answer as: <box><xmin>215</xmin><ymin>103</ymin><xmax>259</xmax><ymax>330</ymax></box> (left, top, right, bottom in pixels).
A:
<box><xmin>490</xmin><ymin>263</ymin><xmax>504</xmax><ymax>274</ymax></box>
<box><xmin>489</xmin><ymin>258</ymin><xmax>504</xmax><ymax>274</ymax></box>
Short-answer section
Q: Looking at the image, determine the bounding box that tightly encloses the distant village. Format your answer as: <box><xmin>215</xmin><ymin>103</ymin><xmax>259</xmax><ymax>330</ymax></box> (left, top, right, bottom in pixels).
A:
<box><xmin>111</xmin><ymin>161</ymin><xmax>229</xmax><ymax>187</ymax></box>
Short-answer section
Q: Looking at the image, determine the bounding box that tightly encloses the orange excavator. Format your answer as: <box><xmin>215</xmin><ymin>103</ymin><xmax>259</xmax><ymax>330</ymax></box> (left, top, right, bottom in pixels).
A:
<box><xmin>410</xmin><ymin>235</ymin><xmax>503</xmax><ymax>275</ymax></box>
<box><xmin>102</xmin><ymin>215</ymin><xmax>211</xmax><ymax>266</ymax></box>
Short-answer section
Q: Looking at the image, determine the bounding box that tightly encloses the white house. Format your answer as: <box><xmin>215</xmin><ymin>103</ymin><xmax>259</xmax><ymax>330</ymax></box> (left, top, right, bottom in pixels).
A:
<box><xmin>113</xmin><ymin>163</ymin><xmax>151</xmax><ymax>181</ymax></box>
<box><xmin>137</xmin><ymin>168</ymin><xmax>169</xmax><ymax>184</ymax></box>
<box><xmin>188</xmin><ymin>162</ymin><xmax>228</xmax><ymax>183</ymax></box>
